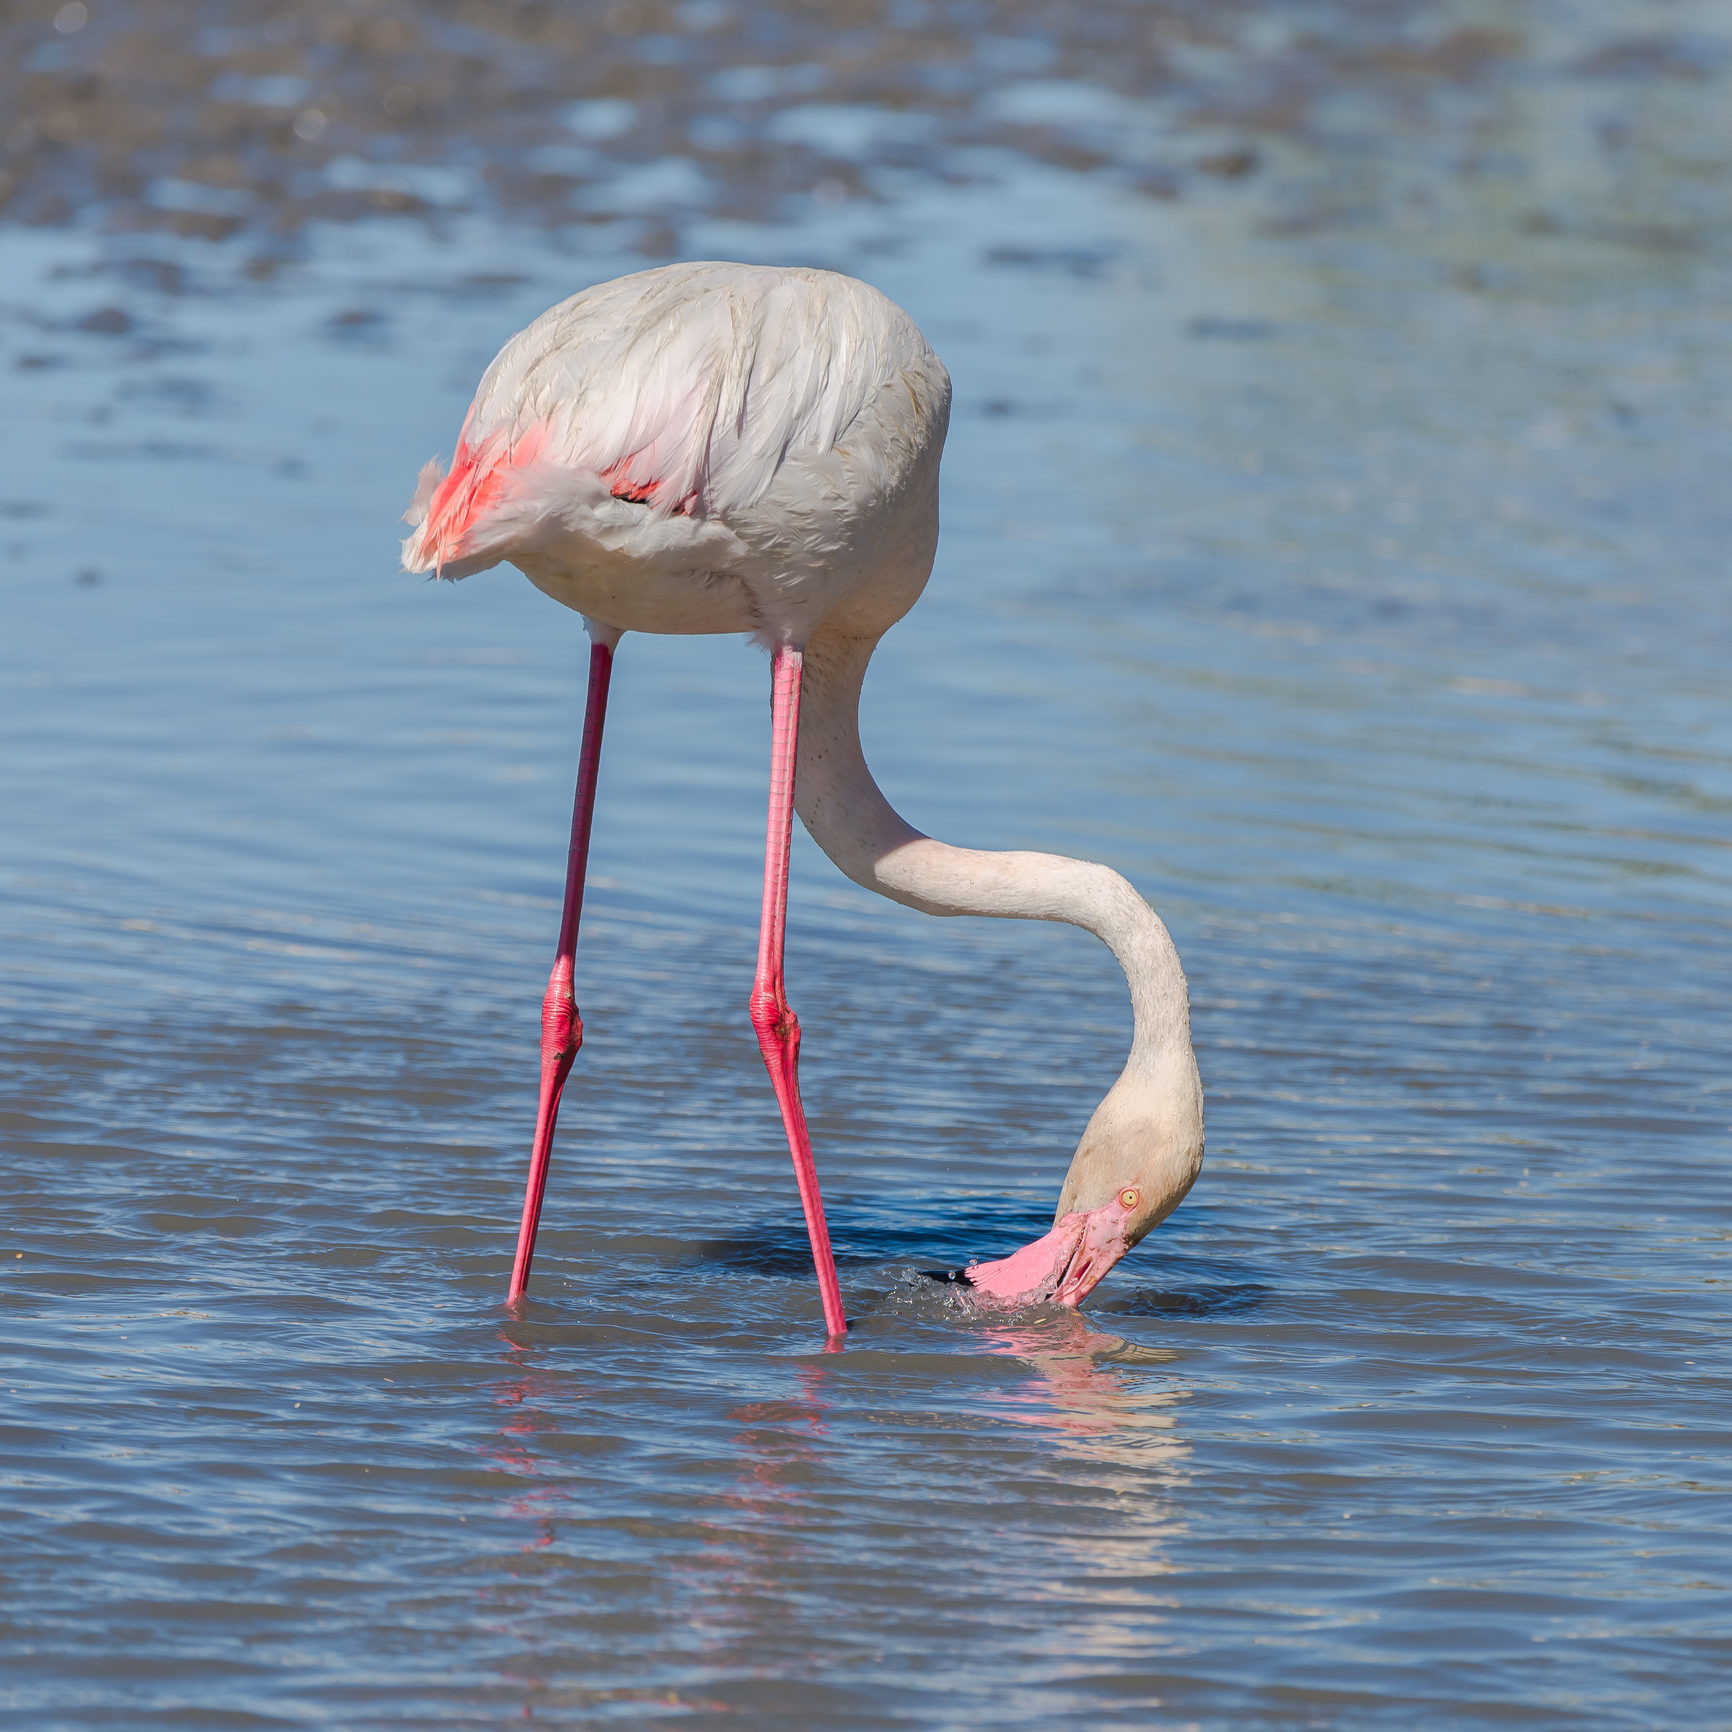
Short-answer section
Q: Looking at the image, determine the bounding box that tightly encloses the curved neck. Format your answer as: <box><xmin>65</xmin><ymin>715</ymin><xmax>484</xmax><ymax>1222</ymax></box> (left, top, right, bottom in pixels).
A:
<box><xmin>794</xmin><ymin>629</ymin><xmax>1194</xmax><ymax>1072</ymax></box>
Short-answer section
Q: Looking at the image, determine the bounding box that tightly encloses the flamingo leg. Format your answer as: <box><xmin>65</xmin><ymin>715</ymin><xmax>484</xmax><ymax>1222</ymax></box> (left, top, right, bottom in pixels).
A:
<box><xmin>749</xmin><ymin>644</ymin><xmax>848</xmax><ymax>1338</ymax></box>
<box><xmin>507</xmin><ymin>638</ymin><xmax>614</xmax><ymax>1304</ymax></box>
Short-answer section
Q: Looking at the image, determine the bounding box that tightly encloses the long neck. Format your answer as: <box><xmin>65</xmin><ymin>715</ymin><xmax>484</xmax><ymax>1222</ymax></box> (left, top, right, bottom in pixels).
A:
<box><xmin>795</xmin><ymin>628</ymin><xmax>1194</xmax><ymax>1077</ymax></box>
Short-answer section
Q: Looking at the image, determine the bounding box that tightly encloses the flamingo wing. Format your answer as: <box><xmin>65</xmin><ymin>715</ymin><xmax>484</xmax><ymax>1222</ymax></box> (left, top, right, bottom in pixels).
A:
<box><xmin>401</xmin><ymin>263</ymin><xmax>912</xmax><ymax>580</ymax></box>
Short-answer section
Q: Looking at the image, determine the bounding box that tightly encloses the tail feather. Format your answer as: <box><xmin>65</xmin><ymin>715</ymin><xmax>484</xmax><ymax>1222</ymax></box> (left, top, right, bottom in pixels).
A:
<box><xmin>400</xmin><ymin>423</ymin><xmax>549</xmax><ymax>578</ymax></box>
<box><xmin>402</xmin><ymin>456</ymin><xmax>445</xmax><ymax>528</ymax></box>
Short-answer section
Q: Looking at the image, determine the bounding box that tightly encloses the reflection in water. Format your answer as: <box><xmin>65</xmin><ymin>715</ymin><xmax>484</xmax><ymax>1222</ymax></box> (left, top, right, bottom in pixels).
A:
<box><xmin>979</xmin><ymin>1314</ymin><xmax>1189</xmax><ymax>1463</ymax></box>
<box><xmin>676</xmin><ymin>1321</ymin><xmax>1192</xmax><ymax>1685</ymax></box>
<box><xmin>682</xmin><ymin>1365</ymin><xmax>833</xmax><ymax>1663</ymax></box>
<box><xmin>974</xmin><ymin>1318</ymin><xmax>1191</xmax><ymax>1677</ymax></box>
<box><xmin>484</xmin><ymin>1351</ymin><xmax>577</xmax><ymax>1555</ymax></box>
<box><xmin>481</xmin><ymin>1340</ymin><xmax>621</xmax><ymax>1717</ymax></box>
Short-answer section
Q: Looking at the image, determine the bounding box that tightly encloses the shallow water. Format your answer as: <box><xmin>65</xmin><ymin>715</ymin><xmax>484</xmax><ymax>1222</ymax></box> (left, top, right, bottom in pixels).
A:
<box><xmin>4</xmin><ymin>2</ymin><xmax>1731</xmax><ymax>1726</ymax></box>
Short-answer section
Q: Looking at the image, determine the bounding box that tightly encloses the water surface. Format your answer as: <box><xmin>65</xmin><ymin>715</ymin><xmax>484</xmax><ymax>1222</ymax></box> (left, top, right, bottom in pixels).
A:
<box><xmin>3</xmin><ymin>2</ymin><xmax>1730</xmax><ymax>1726</ymax></box>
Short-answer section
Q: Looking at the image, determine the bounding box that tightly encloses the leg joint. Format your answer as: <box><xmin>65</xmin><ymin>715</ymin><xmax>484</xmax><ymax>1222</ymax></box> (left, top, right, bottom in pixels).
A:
<box><xmin>748</xmin><ymin>986</ymin><xmax>797</xmax><ymax>1045</ymax></box>
<box><xmin>541</xmin><ymin>977</ymin><xmax>582</xmax><ymax>1060</ymax></box>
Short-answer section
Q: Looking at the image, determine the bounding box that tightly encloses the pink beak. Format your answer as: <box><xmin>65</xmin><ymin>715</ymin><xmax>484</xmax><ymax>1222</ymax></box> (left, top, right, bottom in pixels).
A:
<box><xmin>959</xmin><ymin>1197</ymin><xmax>1136</xmax><ymax>1310</ymax></box>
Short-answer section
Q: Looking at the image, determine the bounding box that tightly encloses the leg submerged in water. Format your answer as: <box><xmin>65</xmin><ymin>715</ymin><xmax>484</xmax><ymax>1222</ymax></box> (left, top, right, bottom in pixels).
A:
<box><xmin>748</xmin><ymin>643</ymin><xmax>848</xmax><ymax>1339</ymax></box>
<box><xmin>507</xmin><ymin>632</ymin><xmax>616</xmax><ymax>1305</ymax></box>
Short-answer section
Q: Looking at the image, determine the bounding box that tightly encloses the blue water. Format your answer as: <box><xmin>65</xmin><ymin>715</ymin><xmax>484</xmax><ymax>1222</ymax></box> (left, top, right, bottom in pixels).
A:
<box><xmin>4</xmin><ymin>4</ymin><xmax>1731</xmax><ymax>1725</ymax></box>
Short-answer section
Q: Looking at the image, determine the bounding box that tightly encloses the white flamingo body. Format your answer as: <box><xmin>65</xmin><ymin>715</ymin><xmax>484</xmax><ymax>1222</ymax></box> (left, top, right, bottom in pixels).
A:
<box><xmin>403</xmin><ymin>262</ymin><xmax>1204</xmax><ymax>1328</ymax></box>
<box><xmin>403</xmin><ymin>263</ymin><xmax>949</xmax><ymax>647</ymax></box>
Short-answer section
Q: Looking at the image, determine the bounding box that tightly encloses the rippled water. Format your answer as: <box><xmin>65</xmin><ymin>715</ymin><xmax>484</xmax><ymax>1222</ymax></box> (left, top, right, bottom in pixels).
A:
<box><xmin>5</xmin><ymin>1</ymin><xmax>1731</xmax><ymax>1726</ymax></box>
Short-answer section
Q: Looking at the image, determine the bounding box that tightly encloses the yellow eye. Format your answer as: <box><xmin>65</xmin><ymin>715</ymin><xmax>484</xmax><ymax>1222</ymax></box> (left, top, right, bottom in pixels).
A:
<box><xmin>1119</xmin><ymin>1187</ymin><xmax>1139</xmax><ymax>1211</ymax></box>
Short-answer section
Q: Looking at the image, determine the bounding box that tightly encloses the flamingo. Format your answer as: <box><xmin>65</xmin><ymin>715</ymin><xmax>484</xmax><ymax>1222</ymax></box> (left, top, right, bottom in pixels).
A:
<box><xmin>401</xmin><ymin>262</ymin><xmax>1204</xmax><ymax>1337</ymax></box>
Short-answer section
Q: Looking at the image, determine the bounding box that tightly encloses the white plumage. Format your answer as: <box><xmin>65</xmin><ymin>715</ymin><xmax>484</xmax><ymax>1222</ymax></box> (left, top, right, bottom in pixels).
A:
<box><xmin>402</xmin><ymin>261</ymin><xmax>951</xmax><ymax>646</ymax></box>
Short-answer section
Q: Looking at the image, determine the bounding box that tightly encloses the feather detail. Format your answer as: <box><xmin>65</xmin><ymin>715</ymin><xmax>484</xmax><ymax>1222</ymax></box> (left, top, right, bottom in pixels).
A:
<box><xmin>403</xmin><ymin>457</ymin><xmax>445</xmax><ymax>529</ymax></box>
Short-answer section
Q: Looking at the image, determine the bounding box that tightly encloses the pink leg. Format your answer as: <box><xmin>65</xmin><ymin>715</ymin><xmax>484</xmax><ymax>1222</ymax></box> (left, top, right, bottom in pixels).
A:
<box><xmin>507</xmin><ymin>638</ymin><xmax>614</xmax><ymax>1304</ymax></box>
<box><xmin>749</xmin><ymin>645</ymin><xmax>848</xmax><ymax>1339</ymax></box>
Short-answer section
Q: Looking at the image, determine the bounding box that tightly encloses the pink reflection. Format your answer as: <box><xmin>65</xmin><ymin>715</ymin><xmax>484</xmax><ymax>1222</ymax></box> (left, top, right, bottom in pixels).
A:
<box><xmin>974</xmin><ymin>1312</ymin><xmax>1192</xmax><ymax>1467</ymax></box>
<box><xmin>672</xmin><ymin>1362</ymin><xmax>833</xmax><ymax>1657</ymax></box>
<box><xmin>480</xmin><ymin>1341</ymin><xmax>594</xmax><ymax>1555</ymax></box>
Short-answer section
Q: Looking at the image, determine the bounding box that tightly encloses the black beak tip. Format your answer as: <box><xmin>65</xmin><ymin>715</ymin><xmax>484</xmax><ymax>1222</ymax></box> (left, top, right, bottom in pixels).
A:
<box><xmin>918</xmin><ymin>1268</ymin><xmax>975</xmax><ymax>1286</ymax></box>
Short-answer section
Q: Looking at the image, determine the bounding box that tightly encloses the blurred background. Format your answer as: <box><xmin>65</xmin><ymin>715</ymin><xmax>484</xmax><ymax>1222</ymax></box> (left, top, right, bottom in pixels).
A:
<box><xmin>6</xmin><ymin>0</ymin><xmax>1725</xmax><ymax>258</ymax></box>
<box><xmin>3</xmin><ymin>2</ymin><xmax>1730</xmax><ymax>1728</ymax></box>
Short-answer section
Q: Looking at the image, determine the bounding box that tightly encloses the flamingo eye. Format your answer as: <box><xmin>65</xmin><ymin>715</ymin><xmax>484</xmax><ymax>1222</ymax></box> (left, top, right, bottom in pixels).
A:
<box><xmin>1119</xmin><ymin>1187</ymin><xmax>1139</xmax><ymax>1211</ymax></box>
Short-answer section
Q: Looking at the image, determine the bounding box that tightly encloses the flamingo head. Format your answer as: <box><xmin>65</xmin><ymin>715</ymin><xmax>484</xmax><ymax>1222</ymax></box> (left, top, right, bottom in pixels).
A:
<box><xmin>929</xmin><ymin>1053</ymin><xmax>1205</xmax><ymax>1310</ymax></box>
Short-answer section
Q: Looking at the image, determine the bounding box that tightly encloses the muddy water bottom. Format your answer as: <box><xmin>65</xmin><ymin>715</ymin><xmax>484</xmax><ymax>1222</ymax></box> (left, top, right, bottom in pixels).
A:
<box><xmin>5</xmin><ymin>13</ymin><xmax>1732</xmax><ymax>1724</ymax></box>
